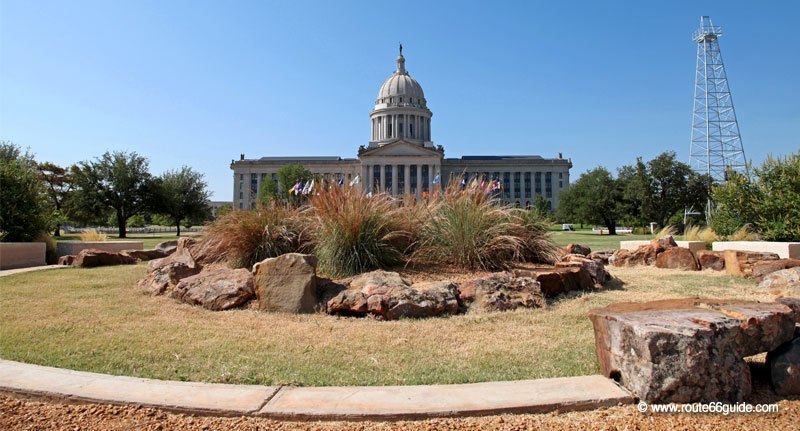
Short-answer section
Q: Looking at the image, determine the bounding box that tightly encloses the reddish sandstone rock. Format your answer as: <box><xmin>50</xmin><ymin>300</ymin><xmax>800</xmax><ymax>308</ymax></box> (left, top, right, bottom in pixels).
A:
<box><xmin>136</xmin><ymin>238</ymin><xmax>201</xmax><ymax>295</ymax></box>
<box><xmin>650</xmin><ymin>235</ymin><xmax>677</xmax><ymax>251</ymax></box>
<box><xmin>758</xmin><ymin>267</ymin><xmax>800</xmax><ymax>298</ymax></box>
<box><xmin>610</xmin><ymin>245</ymin><xmax>658</xmax><ymax>267</ymax></box>
<box><xmin>122</xmin><ymin>249</ymin><xmax>169</xmax><ymax>261</ymax></box>
<box><xmin>588</xmin><ymin>250</ymin><xmax>615</xmax><ymax>265</ymax></box>
<box><xmin>171</xmin><ymin>268</ymin><xmax>254</xmax><ymax>311</ymax></box>
<box><xmin>724</xmin><ymin>250</ymin><xmax>780</xmax><ymax>277</ymax></box>
<box><xmin>655</xmin><ymin>247</ymin><xmax>699</xmax><ymax>271</ymax></box>
<box><xmin>458</xmin><ymin>273</ymin><xmax>544</xmax><ymax>312</ymax></box>
<box><xmin>57</xmin><ymin>255</ymin><xmax>75</xmax><ymax>266</ymax></box>
<box><xmin>752</xmin><ymin>259</ymin><xmax>800</xmax><ymax>282</ymax></box>
<box><xmin>696</xmin><ymin>250</ymin><xmax>725</xmax><ymax>271</ymax></box>
<box><xmin>767</xmin><ymin>337</ymin><xmax>800</xmax><ymax>395</ymax></box>
<box><xmin>327</xmin><ymin>271</ymin><xmax>460</xmax><ymax>319</ymax></box>
<box><xmin>73</xmin><ymin>249</ymin><xmax>137</xmax><ymax>268</ymax></box>
<box><xmin>565</xmin><ymin>243</ymin><xmax>592</xmax><ymax>257</ymax></box>
<box><xmin>252</xmin><ymin>253</ymin><xmax>317</xmax><ymax>313</ymax></box>
<box><xmin>514</xmin><ymin>266</ymin><xmax>595</xmax><ymax>296</ymax></box>
<box><xmin>589</xmin><ymin>298</ymin><xmax>795</xmax><ymax>403</ymax></box>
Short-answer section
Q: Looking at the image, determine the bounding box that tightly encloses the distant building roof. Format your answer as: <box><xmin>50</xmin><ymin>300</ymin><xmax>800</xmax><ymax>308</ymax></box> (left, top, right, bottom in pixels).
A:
<box><xmin>458</xmin><ymin>155</ymin><xmax>545</xmax><ymax>161</ymax></box>
<box><xmin>257</xmin><ymin>156</ymin><xmax>343</xmax><ymax>161</ymax></box>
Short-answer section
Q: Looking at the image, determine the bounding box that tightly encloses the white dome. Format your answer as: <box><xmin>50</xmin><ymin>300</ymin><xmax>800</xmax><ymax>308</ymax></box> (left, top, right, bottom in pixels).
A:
<box><xmin>376</xmin><ymin>55</ymin><xmax>426</xmax><ymax>104</ymax></box>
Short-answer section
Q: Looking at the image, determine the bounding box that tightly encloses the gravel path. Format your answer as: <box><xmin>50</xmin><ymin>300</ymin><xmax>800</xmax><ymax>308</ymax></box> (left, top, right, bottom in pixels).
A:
<box><xmin>3</xmin><ymin>392</ymin><xmax>798</xmax><ymax>430</ymax></box>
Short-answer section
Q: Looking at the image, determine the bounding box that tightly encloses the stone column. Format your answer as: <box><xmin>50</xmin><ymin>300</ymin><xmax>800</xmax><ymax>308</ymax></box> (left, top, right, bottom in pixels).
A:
<box><xmin>379</xmin><ymin>164</ymin><xmax>386</xmax><ymax>193</ymax></box>
<box><xmin>416</xmin><ymin>164</ymin><xmax>422</xmax><ymax>199</ymax></box>
<box><xmin>404</xmin><ymin>164</ymin><xmax>410</xmax><ymax>194</ymax></box>
<box><xmin>391</xmin><ymin>164</ymin><xmax>398</xmax><ymax>195</ymax></box>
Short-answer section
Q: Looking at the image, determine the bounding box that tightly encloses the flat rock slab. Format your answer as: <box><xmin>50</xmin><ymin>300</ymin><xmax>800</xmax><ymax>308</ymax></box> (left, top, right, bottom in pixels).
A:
<box><xmin>258</xmin><ymin>376</ymin><xmax>632</xmax><ymax>420</ymax></box>
<box><xmin>0</xmin><ymin>360</ymin><xmax>633</xmax><ymax>420</ymax></box>
<box><xmin>0</xmin><ymin>360</ymin><xmax>276</xmax><ymax>416</ymax></box>
<box><xmin>589</xmin><ymin>298</ymin><xmax>795</xmax><ymax>403</ymax></box>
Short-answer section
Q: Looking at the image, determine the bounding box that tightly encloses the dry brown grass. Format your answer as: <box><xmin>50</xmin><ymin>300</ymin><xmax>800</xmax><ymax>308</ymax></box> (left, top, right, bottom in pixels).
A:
<box><xmin>0</xmin><ymin>264</ymin><xmax>768</xmax><ymax>387</ymax></box>
<box><xmin>78</xmin><ymin>228</ymin><xmax>107</xmax><ymax>242</ymax></box>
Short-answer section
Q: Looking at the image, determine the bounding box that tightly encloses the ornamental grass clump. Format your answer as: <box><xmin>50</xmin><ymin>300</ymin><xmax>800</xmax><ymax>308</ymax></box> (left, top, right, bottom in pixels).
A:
<box><xmin>307</xmin><ymin>183</ymin><xmax>414</xmax><ymax>277</ymax></box>
<box><xmin>414</xmin><ymin>182</ymin><xmax>539</xmax><ymax>271</ymax></box>
<box><xmin>516</xmin><ymin>208</ymin><xmax>561</xmax><ymax>264</ymax></box>
<box><xmin>196</xmin><ymin>202</ymin><xmax>306</xmax><ymax>268</ymax></box>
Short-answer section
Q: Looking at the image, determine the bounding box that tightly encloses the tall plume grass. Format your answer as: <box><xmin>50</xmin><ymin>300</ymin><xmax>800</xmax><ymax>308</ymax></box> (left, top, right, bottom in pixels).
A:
<box><xmin>412</xmin><ymin>182</ymin><xmax>556</xmax><ymax>271</ymax></box>
<box><xmin>196</xmin><ymin>202</ymin><xmax>306</xmax><ymax>269</ymax></box>
<box><xmin>79</xmin><ymin>228</ymin><xmax>107</xmax><ymax>242</ymax></box>
<box><xmin>653</xmin><ymin>225</ymin><xmax>678</xmax><ymax>239</ymax></box>
<box><xmin>728</xmin><ymin>224</ymin><xmax>759</xmax><ymax>241</ymax></box>
<box><xmin>682</xmin><ymin>225</ymin><xmax>719</xmax><ymax>246</ymax></box>
<box><xmin>307</xmin><ymin>182</ymin><xmax>413</xmax><ymax>277</ymax></box>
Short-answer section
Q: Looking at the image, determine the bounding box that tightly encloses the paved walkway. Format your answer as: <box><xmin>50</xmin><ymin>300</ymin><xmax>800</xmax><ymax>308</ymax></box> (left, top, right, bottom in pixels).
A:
<box><xmin>0</xmin><ymin>265</ymin><xmax>70</xmax><ymax>278</ymax></box>
<box><xmin>0</xmin><ymin>359</ymin><xmax>633</xmax><ymax>420</ymax></box>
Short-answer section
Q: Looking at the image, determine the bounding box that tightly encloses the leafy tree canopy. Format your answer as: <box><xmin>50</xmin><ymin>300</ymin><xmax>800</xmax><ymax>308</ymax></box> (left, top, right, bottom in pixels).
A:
<box><xmin>152</xmin><ymin>166</ymin><xmax>211</xmax><ymax>236</ymax></box>
<box><xmin>0</xmin><ymin>141</ymin><xmax>53</xmax><ymax>241</ymax></box>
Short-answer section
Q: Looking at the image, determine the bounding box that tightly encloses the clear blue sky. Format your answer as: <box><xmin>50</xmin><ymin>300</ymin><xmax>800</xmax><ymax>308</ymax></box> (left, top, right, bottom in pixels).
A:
<box><xmin>2</xmin><ymin>0</ymin><xmax>798</xmax><ymax>200</ymax></box>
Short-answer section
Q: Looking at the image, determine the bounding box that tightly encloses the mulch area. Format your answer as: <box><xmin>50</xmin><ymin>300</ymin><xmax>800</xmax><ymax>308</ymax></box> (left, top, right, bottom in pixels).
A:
<box><xmin>3</xmin><ymin>389</ymin><xmax>798</xmax><ymax>431</ymax></box>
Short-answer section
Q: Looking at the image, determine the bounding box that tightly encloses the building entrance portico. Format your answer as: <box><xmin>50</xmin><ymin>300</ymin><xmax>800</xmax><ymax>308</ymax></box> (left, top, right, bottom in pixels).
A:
<box><xmin>359</xmin><ymin>139</ymin><xmax>441</xmax><ymax>198</ymax></box>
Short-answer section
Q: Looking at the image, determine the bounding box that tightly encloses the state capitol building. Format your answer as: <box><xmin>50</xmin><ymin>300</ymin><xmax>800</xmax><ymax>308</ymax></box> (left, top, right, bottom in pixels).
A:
<box><xmin>232</xmin><ymin>48</ymin><xmax>571</xmax><ymax>209</ymax></box>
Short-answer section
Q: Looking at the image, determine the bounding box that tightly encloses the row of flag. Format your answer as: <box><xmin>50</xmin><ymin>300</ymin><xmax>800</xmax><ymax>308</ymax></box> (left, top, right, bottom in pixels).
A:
<box><xmin>287</xmin><ymin>175</ymin><xmax>362</xmax><ymax>196</ymax></box>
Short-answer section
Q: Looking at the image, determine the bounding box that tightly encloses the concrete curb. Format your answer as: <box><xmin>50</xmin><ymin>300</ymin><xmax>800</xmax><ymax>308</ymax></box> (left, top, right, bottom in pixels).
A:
<box><xmin>0</xmin><ymin>359</ymin><xmax>634</xmax><ymax>420</ymax></box>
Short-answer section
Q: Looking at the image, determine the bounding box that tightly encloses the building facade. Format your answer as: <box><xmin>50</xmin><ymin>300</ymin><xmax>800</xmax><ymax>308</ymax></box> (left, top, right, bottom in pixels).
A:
<box><xmin>232</xmin><ymin>50</ymin><xmax>571</xmax><ymax>209</ymax></box>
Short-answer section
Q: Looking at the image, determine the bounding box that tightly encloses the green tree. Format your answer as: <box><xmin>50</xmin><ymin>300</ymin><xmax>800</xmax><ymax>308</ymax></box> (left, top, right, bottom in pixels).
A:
<box><xmin>153</xmin><ymin>166</ymin><xmax>211</xmax><ymax>236</ymax></box>
<box><xmin>0</xmin><ymin>141</ymin><xmax>52</xmax><ymax>241</ymax></box>
<box><xmin>622</xmin><ymin>152</ymin><xmax>710</xmax><ymax>228</ymax></box>
<box><xmin>71</xmin><ymin>151</ymin><xmax>153</xmax><ymax>238</ymax></box>
<box><xmin>711</xmin><ymin>153</ymin><xmax>800</xmax><ymax>240</ymax></box>
<box><xmin>37</xmin><ymin>161</ymin><xmax>74</xmax><ymax>236</ymax></box>
<box><xmin>556</xmin><ymin>167</ymin><xmax>626</xmax><ymax>235</ymax></box>
<box><xmin>277</xmin><ymin>164</ymin><xmax>313</xmax><ymax>204</ymax></box>
<box><xmin>258</xmin><ymin>176</ymin><xmax>279</xmax><ymax>204</ymax></box>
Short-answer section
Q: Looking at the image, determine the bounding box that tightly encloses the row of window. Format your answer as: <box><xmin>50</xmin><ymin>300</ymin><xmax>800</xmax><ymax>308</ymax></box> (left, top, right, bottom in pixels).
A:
<box><xmin>378</xmin><ymin>97</ymin><xmax>423</xmax><ymax>106</ymax></box>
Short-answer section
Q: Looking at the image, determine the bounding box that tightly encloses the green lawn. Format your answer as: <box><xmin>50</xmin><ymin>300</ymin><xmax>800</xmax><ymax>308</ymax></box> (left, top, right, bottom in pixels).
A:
<box><xmin>550</xmin><ymin>231</ymin><xmax>652</xmax><ymax>251</ymax></box>
<box><xmin>0</xmin><ymin>264</ymin><xmax>765</xmax><ymax>387</ymax></box>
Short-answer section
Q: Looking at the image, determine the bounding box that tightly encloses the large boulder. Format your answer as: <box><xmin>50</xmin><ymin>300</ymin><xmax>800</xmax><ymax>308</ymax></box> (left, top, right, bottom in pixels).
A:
<box><xmin>154</xmin><ymin>240</ymin><xmax>179</xmax><ymax>255</ymax></box>
<box><xmin>757</xmin><ymin>267</ymin><xmax>800</xmax><ymax>297</ymax></box>
<box><xmin>696</xmin><ymin>250</ymin><xmax>725</xmax><ymax>271</ymax></box>
<box><xmin>171</xmin><ymin>268</ymin><xmax>254</xmax><ymax>311</ymax></box>
<box><xmin>724</xmin><ymin>250</ymin><xmax>780</xmax><ymax>277</ymax></box>
<box><xmin>589</xmin><ymin>298</ymin><xmax>795</xmax><ymax>403</ymax></box>
<box><xmin>252</xmin><ymin>253</ymin><xmax>317</xmax><ymax>313</ymax></box>
<box><xmin>58</xmin><ymin>255</ymin><xmax>76</xmax><ymax>266</ymax></box>
<box><xmin>458</xmin><ymin>273</ymin><xmax>544</xmax><ymax>312</ymax></box>
<box><xmin>654</xmin><ymin>247</ymin><xmax>699</xmax><ymax>271</ymax></box>
<box><xmin>565</xmin><ymin>243</ymin><xmax>591</xmax><ymax>257</ymax></box>
<box><xmin>326</xmin><ymin>271</ymin><xmax>460</xmax><ymax>319</ymax></box>
<box><xmin>588</xmin><ymin>250</ymin><xmax>615</xmax><ymax>265</ymax></box>
<box><xmin>515</xmin><ymin>266</ymin><xmax>596</xmax><ymax>296</ymax></box>
<box><xmin>136</xmin><ymin>238</ymin><xmax>202</xmax><ymax>296</ymax></box>
<box><xmin>610</xmin><ymin>245</ymin><xmax>658</xmax><ymax>267</ymax></box>
<box><xmin>767</xmin><ymin>337</ymin><xmax>800</xmax><ymax>395</ymax></box>
<box><xmin>73</xmin><ymin>249</ymin><xmax>137</xmax><ymax>268</ymax></box>
<box><xmin>122</xmin><ymin>249</ymin><xmax>169</xmax><ymax>261</ymax></box>
<box><xmin>557</xmin><ymin>254</ymin><xmax>610</xmax><ymax>285</ymax></box>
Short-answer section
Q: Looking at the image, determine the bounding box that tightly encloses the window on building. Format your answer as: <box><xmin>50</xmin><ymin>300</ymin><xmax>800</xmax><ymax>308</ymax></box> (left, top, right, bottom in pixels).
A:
<box><xmin>524</xmin><ymin>172</ymin><xmax>531</xmax><ymax>197</ymax></box>
<box><xmin>410</xmin><ymin>123</ymin><xmax>414</xmax><ymax>138</ymax></box>
<box><xmin>513</xmin><ymin>172</ymin><xmax>521</xmax><ymax>197</ymax></box>
<box><xmin>239</xmin><ymin>174</ymin><xmax>244</xmax><ymax>180</ymax></box>
<box><xmin>559</xmin><ymin>172</ymin><xmax>563</xmax><ymax>179</ymax></box>
<box><xmin>535</xmin><ymin>172</ymin><xmax>542</xmax><ymax>194</ymax></box>
<box><xmin>373</xmin><ymin>165</ymin><xmax>381</xmax><ymax>190</ymax></box>
<box><xmin>239</xmin><ymin>202</ymin><xmax>243</xmax><ymax>209</ymax></box>
<box><xmin>422</xmin><ymin>165</ymin><xmax>429</xmax><ymax>192</ymax></box>
<box><xmin>388</xmin><ymin>123</ymin><xmax>393</xmax><ymax>137</ymax></box>
<box><xmin>545</xmin><ymin>172</ymin><xmax>552</xmax><ymax>198</ymax></box>
<box><xmin>397</xmin><ymin>164</ymin><xmax>405</xmax><ymax>192</ymax></box>
<box><xmin>385</xmin><ymin>165</ymin><xmax>393</xmax><ymax>192</ymax></box>
<box><xmin>239</xmin><ymin>191</ymin><xmax>243</xmax><ymax>199</ymax></box>
<box><xmin>503</xmin><ymin>172</ymin><xmax>511</xmax><ymax>199</ymax></box>
<box><xmin>250</xmin><ymin>173</ymin><xmax>258</xmax><ymax>195</ymax></box>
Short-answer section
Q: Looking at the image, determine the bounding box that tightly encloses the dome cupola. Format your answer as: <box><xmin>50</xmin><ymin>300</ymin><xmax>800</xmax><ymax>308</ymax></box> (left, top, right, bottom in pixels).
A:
<box><xmin>369</xmin><ymin>45</ymin><xmax>433</xmax><ymax>148</ymax></box>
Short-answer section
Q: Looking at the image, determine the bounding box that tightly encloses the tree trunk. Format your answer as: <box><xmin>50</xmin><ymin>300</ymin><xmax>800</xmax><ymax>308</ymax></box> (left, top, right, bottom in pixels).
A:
<box><xmin>602</xmin><ymin>216</ymin><xmax>617</xmax><ymax>235</ymax></box>
<box><xmin>54</xmin><ymin>224</ymin><xmax>61</xmax><ymax>237</ymax></box>
<box><xmin>117</xmin><ymin>211</ymin><xmax>127</xmax><ymax>238</ymax></box>
<box><xmin>176</xmin><ymin>218</ymin><xmax>181</xmax><ymax>237</ymax></box>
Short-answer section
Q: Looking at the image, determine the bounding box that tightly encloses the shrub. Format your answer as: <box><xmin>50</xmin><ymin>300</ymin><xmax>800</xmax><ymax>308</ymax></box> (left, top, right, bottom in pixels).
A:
<box><xmin>517</xmin><ymin>208</ymin><xmax>560</xmax><ymax>264</ymax></box>
<box><xmin>711</xmin><ymin>153</ymin><xmax>800</xmax><ymax>241</ymax></box>
<box><xmin>413</xmin><ymin>182</ymin><xmax>541</xmax><ymax>271</ymax></box>
<box><xmin>195</xmin><ymin>202</ymin><xmax>306</xmax><ymax>269</ymax></box>
<box><xmin>0</xmin><ymin>142</ymin><xmax>52</xmax><ymax>241</ymax></box>
<box><xmin>728</xmin><ymin>225</ymin><xmax>759</xmax><ymax>241</ymax></box>
<box><xmin>307</xmin><ymin>183</ymin><xmax>412</xmax><ymax>277</ymax></box>
<box><xmin>79</xmin><ymin>228</ymin><xmax>107</xmax><ymax>242</ymax></box>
